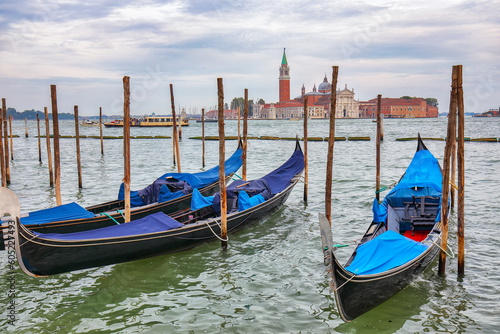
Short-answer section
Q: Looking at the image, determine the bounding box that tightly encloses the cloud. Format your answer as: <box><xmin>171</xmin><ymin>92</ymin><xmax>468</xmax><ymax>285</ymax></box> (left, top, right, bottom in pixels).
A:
<box><xmin>0</xmin><ymin>0</ymin><xmax>498</xmax><ymax>114</ymax></box>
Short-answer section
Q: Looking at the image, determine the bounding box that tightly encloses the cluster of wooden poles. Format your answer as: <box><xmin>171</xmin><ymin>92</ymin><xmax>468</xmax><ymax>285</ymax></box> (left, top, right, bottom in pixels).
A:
<box><xmin>121</xmin><ymin>77</ymin><xmax>251</xmax><ymax>250</ymax></box>
<box><xmin>1</xmin><ymin>67</ymin><xmax>466</xmax><ymax>266</ymax></box>
<box><xmin>0</xmin><ymin>99</ymin><xmax>14</xmax><ymax>187</ymax></box>
<box><xmin>322</xmin><ymin>65</ymin><xmax>466</xmax><ymax>276</ymax></box>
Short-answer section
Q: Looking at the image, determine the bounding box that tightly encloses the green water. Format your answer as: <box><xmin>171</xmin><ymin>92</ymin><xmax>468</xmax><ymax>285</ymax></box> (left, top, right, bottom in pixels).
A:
<box><xmin>1</xmin><ymin>117</ymin><xmax>498</xmax><ymax>333</ymax></box>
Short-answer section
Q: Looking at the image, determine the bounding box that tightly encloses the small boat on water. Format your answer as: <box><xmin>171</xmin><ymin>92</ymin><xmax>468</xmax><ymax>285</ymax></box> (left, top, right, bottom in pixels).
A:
<box><xmin>196</xmin><ymin>119</ymin><xmax>218</xmax><ymax>123</ymax></box>
<box><xmin>0</xmin><ymin>142</ymin><xmax>243</xmax><ymax>250</ymax></box>
<box><xmin>319</xmin><ymin>135</ymin><xmax>446</xmax><ymax>322</ymax></box>
<box><xmin>4</xmin><ymin>140</ymin><xmax>304</xmax><ymax>276</ymax></box>
<box><xmin>80</xmin><ymin>119</ymin><xmax>99</xmax><ymax>127</ymax></box>
<box><xmin>104</xmin><ymin>116</ymin><xmax>189</xmax><ymax>128</ymax></box>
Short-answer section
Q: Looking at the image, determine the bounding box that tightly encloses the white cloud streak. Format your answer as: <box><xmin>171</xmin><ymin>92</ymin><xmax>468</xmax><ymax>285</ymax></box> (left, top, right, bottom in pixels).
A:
<box><xmin>0</xmin><ymin>0</ymin><xmax>498</xmax><ymax>114</ymax></box>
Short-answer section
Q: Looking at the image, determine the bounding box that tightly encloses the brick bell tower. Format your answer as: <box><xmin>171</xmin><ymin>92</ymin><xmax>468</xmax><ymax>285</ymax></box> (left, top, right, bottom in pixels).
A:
<box><xmin>279</xmin><ymin>48</ymin><xmax>290</xmax><ymax>103</ymax></box>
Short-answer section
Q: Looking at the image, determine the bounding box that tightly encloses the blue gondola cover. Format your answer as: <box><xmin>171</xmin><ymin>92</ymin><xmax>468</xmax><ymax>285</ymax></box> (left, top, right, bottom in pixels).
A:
<box><xmin>345</xmin><ymin>230</ymin><xmax>429</xmax><ymax>275</ymax></box>
<box><xmin>34</xmin><ymin>212</ymin><xmax>184</xmax><ymax>241</ymax></box>
<box><xmin>118</xmin><ymin>146</ymin><xmax>243</xmax><ymax>206</ymax></box>
<box><xmin>21</xmin><ymin>202</ymin><xmax>95</xmax><ymax>225</ymax></box>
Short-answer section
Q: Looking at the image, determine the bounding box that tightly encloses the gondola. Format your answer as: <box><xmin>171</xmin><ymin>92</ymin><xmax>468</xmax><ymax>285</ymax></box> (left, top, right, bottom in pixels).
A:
<box><xmin>4</xmin><ymin>140</ymin><xmax>304</xmax><ymax>277</ymax></box>
<box><xmin>319</xmin><ymin>135</ymin><xmax>446</xmax><ymax>322</ymax></box>
<box><xmin>0</xmin><ymin>142</ymin><xmax>243</xmax><ymax>250</ymax></box>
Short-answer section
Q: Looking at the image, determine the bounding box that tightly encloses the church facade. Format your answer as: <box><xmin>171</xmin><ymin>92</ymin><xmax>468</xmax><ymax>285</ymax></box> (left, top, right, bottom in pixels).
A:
<box><xmin>257</xmin><ymin>49</ymin><xmax>360</xmax><ymax>119</ymax></box>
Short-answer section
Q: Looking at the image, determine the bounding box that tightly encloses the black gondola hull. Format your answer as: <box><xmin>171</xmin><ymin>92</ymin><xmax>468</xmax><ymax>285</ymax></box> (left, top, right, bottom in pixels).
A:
<box><xmin>0</xmin><ymin>178</ymin><xmax>227</xmax><ymax>251</ymax></box>
<box><xmin>15</xmin><ymin>179</ymin><xmax>297</xmax><ymax>276</ymax></box>
<box><xmin>330</xmin><ymin>234</ymin><xmax>441</xmax><ymax>321</ymax></box>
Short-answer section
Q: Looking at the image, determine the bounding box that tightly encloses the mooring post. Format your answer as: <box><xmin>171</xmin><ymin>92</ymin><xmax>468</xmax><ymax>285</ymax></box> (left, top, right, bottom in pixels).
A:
<box><xmin>456</xmin><ymin>65</ymin><xmax>465</xmax><ymax>276</ymax></box>
<box><xmin>237</xmin><ymin>106</ymin><xmax>241</xmax><ymax>142</ymax></box>
<box><xmin>202</xmin><ymin>108</ymin><xmax>206</xmax><ymax>168</ymax></box>
<box><xmin>100</xmin><ymin>107</ymin><xmax>104</xmax><ymax>155</ymax></box>
<box><xmin>2</xmin><ymin>98</ymin><xmax>10</xmax><ymax>185</ymax></box>
<box><xmin>325</xmin><ymin>66</ymin><xmax>339</xmax><ymax>226</ymax></box>
<box><xmin>450</xmin><ymin>137</ymin><xmax>456</xmax><ymax>208</ymax></box>
<box><xmin>243</xmin><ymin>90</ymin><xmax>248</xmax><ymax>181</ymax></box>
<box><xmin>24</xmin><ymin>118</ymin><xmax>28</xmax><ymax>138</ymax></box>
<box><xmin>37</xmin><ymin>114</ymin><xmax>42</xmax><ymax>163</ymax></box>
<box><xmin>303</xmin><ymin>96</ymin><xmax>308</xmax><ymax>203</ymax></box>
<box><xmin>439</xmin><ymin>66</ymin><xmax>458</xmax><ymax>275</ymax></box>
<box><xmin>123</xmin><ymin>76</ymin><xmax>131</xmax><ymax>223</ymax></box>
<box><xmin>51</xmin><ymin>85</ymin><xmax>62</xmax><ymax>206</ymax></box>
<box><xmin>0</xmin><ymin>103</ymin><xmax>4</xmax><ymax>187</ymax></box>
<box><xmin>8</xmin><ymin>115</ymin><xmax>13</xmax><ymax>162</ymax></box>
<box><xmin>74</xmin><ymin>106</ymin><xmax>82</xmax><ymax>188</ymax></box>
<box><xmin>179</xmin><ymin>113</ymin><xmax>182</xmax><ymax>140</ymax></box>
<box><xmin>170</xmin><ymin>84</ymin><xmax>181</xmax><ymax>173</ymax></box>
<box><xmin>44</xmin><ymin>107</ymin><xmax>54</xmax><ymax>186</ymax></box>
<box><xmin>218</xmin><ymin>78</ymin><xmax>228</xmax><ymax>250</ymax></box>
<box><xmin>376</xmin><ymin>94</ymin><xmax>382</xmax><ymax>202</ymax></box>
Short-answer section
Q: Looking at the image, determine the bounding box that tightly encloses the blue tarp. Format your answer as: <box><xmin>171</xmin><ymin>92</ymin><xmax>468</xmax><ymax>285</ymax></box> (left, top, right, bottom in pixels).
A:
<box><xmin>261</xmin><ymin>146</ymin><xmax>305</xmax><ymax>195</ymax></box>
<box><xmin>238</xmin><ymin>191</ymin><xmax>265</xmax><ymax>211</ymax></box>
<box><xmin>21</xmin><ymin>202</ymin><xmax>95</xmax><ymax>226</ymax></box>
<box><xmin>191</xmin><ymin>143</ymin><xmax>304</xmax><ymax>214</ymax></box>
<box><xmin>118</xmin><ymin>146</ymin><xmax>243</xmax><ymax>207</ymax></box>
<box><xmin>190</xmin><ymin>188</ymin><xmax>214</xmax><ymax>211</ymax></box>
<box><xmin>345</xmin><ymin>230</ymin><xmax>429</xmax><ymax>275</ymax></box>
<box><xmin>34</xmin><ymin>212</ymin><xmax>184</xmax><ymax>241</ymax></box>
<box><xmin>372</xmin><ymin>148</ymin><xmax>442</xmax><ymax>223</ymax></box>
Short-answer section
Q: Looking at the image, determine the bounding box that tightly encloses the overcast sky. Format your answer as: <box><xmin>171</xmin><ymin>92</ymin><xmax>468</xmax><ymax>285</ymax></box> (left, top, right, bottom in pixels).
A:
<box><xmin>0</xmin><ymin>0</ymin><xmax>498</xmax><ymax>116</ymax></box>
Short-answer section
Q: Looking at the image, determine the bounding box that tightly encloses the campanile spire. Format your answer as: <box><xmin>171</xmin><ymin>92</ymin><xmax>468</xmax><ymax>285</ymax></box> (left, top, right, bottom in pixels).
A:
<box><xmin>279</xmin><ymin>48</ymin><xmax>290</xmax><ymax>103</ymax></box>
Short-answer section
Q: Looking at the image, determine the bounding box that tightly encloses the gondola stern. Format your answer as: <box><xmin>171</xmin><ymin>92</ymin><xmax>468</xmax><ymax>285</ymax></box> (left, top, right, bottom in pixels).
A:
<box><xmin>417</xmin><ymin>133</ymin><xmax>429</xmax><ymax>152</ymax></box>
<box><xmin>318</xmin><ymin>212</ymin><xmax>354</xmax><ymax>322</ymax></box>
<box><xmin>0</xmin><ymin>188</ymin><xmax>44</xmax><ymax>278</ymax></box>
<box><xmin>294</xmin><ymin>136</ymin><xmax>303</xmax><ymax>152</ymax></box>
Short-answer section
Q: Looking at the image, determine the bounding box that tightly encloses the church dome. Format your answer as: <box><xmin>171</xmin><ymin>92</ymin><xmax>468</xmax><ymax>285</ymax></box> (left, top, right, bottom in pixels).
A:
<box><xmin>318</xmin><ymin>75</ymin><xmax>331</xmax><ymax>91</ymax></box>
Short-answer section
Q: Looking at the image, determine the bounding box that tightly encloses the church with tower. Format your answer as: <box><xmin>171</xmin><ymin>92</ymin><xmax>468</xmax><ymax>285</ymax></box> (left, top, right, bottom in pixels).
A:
<box><xmin>256</xmin><ymin>49</ymin><xmax>360</xmax><ymax>119</ymax></box>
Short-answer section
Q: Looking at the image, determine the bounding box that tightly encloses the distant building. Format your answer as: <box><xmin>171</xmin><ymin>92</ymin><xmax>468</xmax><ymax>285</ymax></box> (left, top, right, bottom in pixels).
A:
<box><xmin>473</xmin><ymin>108</ymin><xmax>500</xmax><ymax>117</ymax></box>
<box><xmin>359</xmin><ymin>97</ymin><xmax>438</xmax><ymax>118</ymax></box>
<box><xmin>259</xmin><ymin>49</ymin><xmax>360</xmax><ymax>119</ymax></box>
<box><xmin>205</xmin><ymin>109</ymin><xmax>239</xmax><ymax>119</ymax></box>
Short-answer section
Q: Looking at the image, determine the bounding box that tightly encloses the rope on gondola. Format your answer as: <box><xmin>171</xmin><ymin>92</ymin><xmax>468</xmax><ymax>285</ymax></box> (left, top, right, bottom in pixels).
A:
<box><xmin>204</xmin><ymin>218</ymin><xmax>228</xmax><ymax>242</ymax></box>
<box><xmin>20</xmin><ymin>232</ymin><xmax>39</xmax><ymax>248</ymax></box>
<box><xmin>431</xmin><ymin>240</ymin><xmax>455</xmax><ymax>258</ymax></box>
<box><xmin>232</xmin><ymin>173</ymin><xmax>243</xmax><ymax>181</ymax></box>
<box><xmin>100</xmin><ymin>212</ymin><xmax>120</xmax><ymax>225</ymax></box>
<box><xmin>117</xmin><ymin>209</ymin><xmax>125</xmax><ymax>218</ymax></box>
<box><xmin>334</xmin><ymin>269</ymin><xmax>358</xmax><ymax>292</ymax></box>
<box><xmin>375</xmin><ymin>180</ymin><xmax>398</xmax><ymax>194</ymax></box>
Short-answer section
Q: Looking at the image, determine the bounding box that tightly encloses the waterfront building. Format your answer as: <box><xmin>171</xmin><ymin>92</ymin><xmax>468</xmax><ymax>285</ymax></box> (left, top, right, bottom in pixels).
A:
<box><xmin>359</xmin><ymin>97</ymin><xmax>438</xmax><ymax>118</ymax></box>
<box><xmin>259</xmin><ymin>49</ymin><xmax>360</xmax><ymax>119</ymax></box>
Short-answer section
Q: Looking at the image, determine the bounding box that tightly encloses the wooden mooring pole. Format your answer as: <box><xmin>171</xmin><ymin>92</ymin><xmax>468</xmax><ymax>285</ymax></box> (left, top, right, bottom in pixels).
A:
<box><xmin>100</xmin><ymin>107</ymin><xmax>104</xmax><ymax>155</ymax></box>
<box><xmin>456</xmin><ymin>65</ymin><xmax>465</xmax><ymax>276</ymax></box>
<box><xmin>37</xmin><ymin>114</ymin><xmax>42</xmax><ymax>163</ymax></box>
<box><xmin>218</xmin><ymin>78</ymin><xmax>228</xmax><ymax>250</ymax></box>
<box><xmin>376</xmin><ymin>94</ymin><xmax>382</xmax><ymax>202</ymax></box>
<box><xmin>44</xmin><ymin>107</ymin><xmax>54</xmax><ymax>186</ymax></box>
<box><xmin>303</xmin><ymin>96</ymin><xmax>308</xmax><ymax>203</ymax></box>
<box><xmin>51</xmin><ymin>85</ymin><xmax>62</xmax><ymax>206</ymax></box>
<box><xmin>74</xmin><ymin>106</ymin><xmax>83</xmax><ymax>188</ymax></box>
<box><xmin>237</xmin><ymin>106</ymin><xmax>241</xmax><ymax>142</ymax></box>
<box><xmin>0</xmin><ymin>103</ymin><xmax>4</xmax><ymax>187</ymax></box>
<box><xmin>123</xmin><ymin>76</ymin><xmax>131</xmax><ymax>223</ymax></box>
<box><xmin>170</xmin><ymin>84</ymin><xmax>181</xmax><ymax>173</ymax></box>
<box><xmin>179</xmin><ymin>113</ymin><xmax>182</xmax><ymax>140</ymax></box>
<box><xmin>243</xmin><ymin>90</ymin><xmax>248</xmax><ymax>181</ymax></box>
<box><xmin>325</xmin><ymin>66</ymin><xmax>339</xmax><ymax>225</ymax></box>
<box><xmin>438</xmin><ymin>66</ymin><xmax>458</xmax><ymax>275</ymax></box>
<box><xmin>2</xmin><ymin>98</ymin><xmax>10</xmax><ymax>185</ymax></box>
<box><xmin>9</xmin><ymin>115</ymin><xmax>13</xmax><ymax>162</ymax></box>
<box><xmin>25</xmin><ymin>119</ymin><xmax>28</xmax><ymax>137</ymax></box>
<box><xmin>202</xmin><ymin>108</ymin><xmax>205</xmax><ymax>168</ymax></box>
